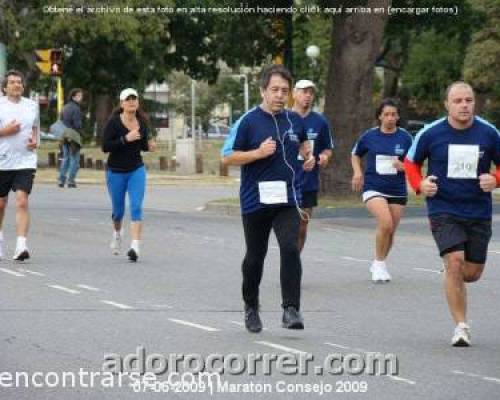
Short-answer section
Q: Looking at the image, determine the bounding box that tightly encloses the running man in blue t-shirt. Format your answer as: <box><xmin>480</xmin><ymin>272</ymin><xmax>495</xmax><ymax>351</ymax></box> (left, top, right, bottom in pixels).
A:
<box><xmin>405</xmin><ymin>82</ymin><xmax>500</xmax><ymax>347</ymax></box>
<box><xmin>351</xmin><ymin>99</ymin><xmax>413</xmax><ymax>283</ymax></box>
<box><xmin>221</xmin><ymin>65</ymin><xmax>315</xmax><ymax>333</ymax></box>
<box><xmin>292</xmin><ymin>79</ymin><xmax>334</xmax><ymax>252</ymax></box>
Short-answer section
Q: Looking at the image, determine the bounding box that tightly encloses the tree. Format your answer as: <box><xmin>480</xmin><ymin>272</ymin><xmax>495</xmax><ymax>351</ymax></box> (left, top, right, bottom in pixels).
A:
<box><xmin>321</xmin><ymin>0</ymin><xmax>389</xmax><ymax>195</ymax></box>
<box><xmin>464</xmin><ymin>0</ymin><xmax>500</xmax><ymax>125</ymax></box>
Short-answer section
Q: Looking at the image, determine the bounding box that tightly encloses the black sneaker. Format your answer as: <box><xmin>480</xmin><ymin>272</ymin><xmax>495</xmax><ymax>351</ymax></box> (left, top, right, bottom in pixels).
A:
<box><xmin>58</xmin><ymin>182</ymin><xmax>65</xmax><ymax>188</ymax></box>
<box><xmin>282</xmin><ymin>306</ymin><xmax>304</xmax><ymax>330</ymax></box>
<box><xmin>127</xmin><ymin>248</ymin><xmax>138</xmax><ymax>262</ymax></box>
<box><xmin>244</xmin><ymin>306</ymin><xmax>263</xmax><ymax>333</ymax></box>
<box><xmin>68</xmin><ymin>182</ymin><xmax>77</xmax><ymax>188</ymax></box>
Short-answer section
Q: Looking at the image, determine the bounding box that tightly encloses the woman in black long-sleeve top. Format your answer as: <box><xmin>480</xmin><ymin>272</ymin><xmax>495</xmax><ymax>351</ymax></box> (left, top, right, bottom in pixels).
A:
<box><xmin>102</xmin><ymin>88</ymin><xmax>156</xmax><ymax>262</ymax></box>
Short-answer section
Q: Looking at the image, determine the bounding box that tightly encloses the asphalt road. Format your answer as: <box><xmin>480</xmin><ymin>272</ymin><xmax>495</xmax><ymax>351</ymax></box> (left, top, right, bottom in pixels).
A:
<box><xmin>1</xmin><ymin>184</ymin><xmax>499</xmax><ymax>399</ymax></box>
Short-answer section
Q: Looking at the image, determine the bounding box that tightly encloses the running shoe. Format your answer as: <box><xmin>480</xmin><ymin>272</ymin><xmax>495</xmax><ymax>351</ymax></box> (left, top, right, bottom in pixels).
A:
<box><xmin>451</xmin><ymin>322</ymin><xmax>471</xmax><ymax>347</ymax></box>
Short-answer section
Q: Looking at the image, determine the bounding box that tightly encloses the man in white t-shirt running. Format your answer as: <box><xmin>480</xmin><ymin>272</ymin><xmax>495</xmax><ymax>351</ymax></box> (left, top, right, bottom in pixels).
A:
<box><xmin>0</xmin><ymin>70</ymin><xmax>39</xmax><ymax>261</ymax></box>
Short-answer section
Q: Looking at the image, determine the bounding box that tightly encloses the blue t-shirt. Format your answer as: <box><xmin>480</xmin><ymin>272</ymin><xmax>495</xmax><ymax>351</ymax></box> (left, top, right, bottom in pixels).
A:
<box><xmin>222</xmin><ymin>107</ymin><xmax>306</xmax><ymax>215</ymax></box>
<box><xmin>406</xmin><ymin>117</ymin><xmax>500</xmax><ymax>220</ymax></box>
<box><xmin>352</xmin><ymin>127</ymin><xmax>413</xmax><ymax>197</ymax></box>
<box><xmin>297</xmin><ymin>111</ymin><xmax>335</xmax><ymax>193</ymax></box>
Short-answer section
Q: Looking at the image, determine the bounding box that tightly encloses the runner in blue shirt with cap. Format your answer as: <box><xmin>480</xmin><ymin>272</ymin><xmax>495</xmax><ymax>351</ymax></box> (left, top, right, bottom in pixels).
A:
<box><xmin>221</xmin><ymin>65</ymin><xmax>315</xmax><ymax>333</ymax></box>
<box><xmin>351</xmin><ymin>99</ymin><xmax>413</xmax><ymax>283</ymax></box>
<box><xmin>292</xmin><ymin>79</ymin><xmax>334</xmax><ymax>252</ymax></box>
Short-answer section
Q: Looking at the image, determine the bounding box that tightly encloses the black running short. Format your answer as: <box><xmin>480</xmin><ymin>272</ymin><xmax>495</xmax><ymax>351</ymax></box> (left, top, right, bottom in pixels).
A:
<box><xmin>429</xmin><ymin>214</ymin><xmax>492</xmax><ymax>264</ymax></box>
<box><xmin>0</xmin><ymin>169</ymin><xmax>36</xmax><ymax>197</ymax></box>
<box><xmin>301</xmin><ymin>191</ymin><xmax>318</xmax><ymax>209</ymax></box>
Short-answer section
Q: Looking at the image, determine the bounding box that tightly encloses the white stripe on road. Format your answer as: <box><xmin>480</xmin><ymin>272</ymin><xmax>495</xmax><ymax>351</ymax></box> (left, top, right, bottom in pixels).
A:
<box><xmin>48</xmin><ymin>285</ymin><xmax>80</xmax><ymax>295</ymax></box>
<box><xmin>76</xmin><ymin>284</ymin><xmax>100</xmax><ymax>292</ymax></box>
<box><xmin>340</xmin><ymin>256</ymin><xmax>370</xmax><ymax>263</ymax></box>
<box><xmin>388</xmin><ymin>376</ymin><xmax>416</xmax><ymax>385</ymax></box>
<box><xmin>21</xmin><ymin>269</ymin><xmax>45</xmax><ymax>276</ymax></box>
<box><xmin>483</xmin><ymin>377</ymin><xmax>500</xmax><ymax>384</ymax></box>
<box><xmin>168</xmin><ymin>318</ymin><xmax>220</xmax><ymax>332</ymax></box>
<box><xmin>324</xmin><ymin>342</ymin><xmax>350</xmax><ymax>350</ymax></box>
<box><xmin>413</xmin><ymin>267</ymin><xmax>442</xmax><ymax>274</ymax></box>
<box><xmin>453</xmin><ymin>370</ymin><xmax>500</xmax><ymax>384</ymax></box>
<box><xmin>101</xmin><ymin>300</ymin><xmax>134</xmax><ymax>310</ymax></box>
<box><xmin>195</xmin><ymin>206</ymin><xmax>205</xmax><ymax>211</ymax></box>
<box><xmin>255</xmin><ymin>341</ymin><xmax>308</xmax><ymax>356</ymax></box>
<box><xmin>0</xmin><ymin>268</ymin><xmax>25</xmax><ymax>277</ymax></box>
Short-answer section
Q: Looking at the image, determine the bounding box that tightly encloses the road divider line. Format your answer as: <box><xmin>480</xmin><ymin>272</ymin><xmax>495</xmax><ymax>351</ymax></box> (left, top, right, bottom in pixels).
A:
<box><xmin>413</xmin><ymin>267</ymin><xmax>442</xmax><ymax>274</ymax></box>
<box><xmin>76</xmin><ymin>284</ymin><xmax>101</xmax><ymax>292</ymax></box>
<box><xmin>101</xmin><ymin>300</ymin><xmax>134</xmax><ymax>310</ymax></box>
<box><xmin>255</xmin><ymin>341</ymin><xmax>308</xmax><ymax>356</ymax></box>
<box><xmin>168</xmin><ymin>318</ymin><xmax>220</xmax><ymax>332</ymax></box>
<box><xmin>340</xmin><ymin>256</ymin><xmax>370</xmax><ymax>263</ymax></box>
<box><xmin>18</xmin><ymin>269</ymin><xmax>45</xmax><ymax>276</ymax></box>
<box><xmin>0</xmin><ymin>268</ymin><xmax>25</xmax><ymax>277</ymax></box>
<box><xmin>324</xmin><ymin>342</ymin><xmax>350</xmax><ymax>350</ymax></box>
<box><xmin>48</xmin><ymin>285</ymin><xmax>80</xmax><ymax>295</ymax></box>
<box><xmin>453</xmin><ymin>370</ymin><xmax>500</xmax><ymax>384</ymax></box>
<box><xmin>388</xmin><ymin>376</ymin><xmax>416</xmax><ymax>385</ymax></box>
<box><xmin>483</xmin><ymin>377</ymin><xmax>500</xmax><ymax>384</ymax></box>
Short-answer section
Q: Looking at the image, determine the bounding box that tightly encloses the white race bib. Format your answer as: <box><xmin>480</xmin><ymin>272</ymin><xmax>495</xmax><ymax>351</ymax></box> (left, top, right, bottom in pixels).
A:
<box><xmin>258</xmin><ymin>181</ymin><xmax>288</xmax><ymax>204</ymax></box>
<box><xmin>447</xmin><ymin>144</ymin><xmax>479</xmax><ymax>179</ymax></box>
<box><xmin>376</xmin><ymin>155</ymin><xmax>397</xmax><ymax>175</ymax></box>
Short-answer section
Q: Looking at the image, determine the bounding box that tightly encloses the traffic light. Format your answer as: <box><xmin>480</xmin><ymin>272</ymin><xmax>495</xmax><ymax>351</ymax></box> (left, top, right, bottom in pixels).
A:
<box><xmin>35</xmin><ymin>48</ymin><xmax>64</xmax><ymax>76</ymax></box>
<box><xmin>49</xmin><ymin>49</ymin><xmax>63</xmax><ymax>76</ymax></box>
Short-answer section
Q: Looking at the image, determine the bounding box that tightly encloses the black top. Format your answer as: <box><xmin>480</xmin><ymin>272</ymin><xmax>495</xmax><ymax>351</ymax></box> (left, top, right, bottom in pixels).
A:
<box><xmin>102</xmin><ymin>114</ymin><xmax>149</xmax><ymax>172</ymax></box>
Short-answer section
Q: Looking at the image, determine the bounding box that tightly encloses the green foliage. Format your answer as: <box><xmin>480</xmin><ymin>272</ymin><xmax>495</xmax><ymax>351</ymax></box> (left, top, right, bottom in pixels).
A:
<box><xmin>463</xmin><ymin>0</ymin><xmax>500</xmax><ymax>125</ymax></box>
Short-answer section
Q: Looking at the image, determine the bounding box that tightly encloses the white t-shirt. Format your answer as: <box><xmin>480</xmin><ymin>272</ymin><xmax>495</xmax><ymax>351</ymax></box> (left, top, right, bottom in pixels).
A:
<box><xmin>0</xmin><ymin>96</ymin><xmax>39</xmax><ymax>170</ymax></box>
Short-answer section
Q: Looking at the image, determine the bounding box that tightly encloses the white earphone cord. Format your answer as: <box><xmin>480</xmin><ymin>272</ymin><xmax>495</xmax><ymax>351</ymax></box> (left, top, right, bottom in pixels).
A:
<box><xmin>271</xmin><ymin>112</ymin><xmax>310</xmax><ymax>222</ymax></box>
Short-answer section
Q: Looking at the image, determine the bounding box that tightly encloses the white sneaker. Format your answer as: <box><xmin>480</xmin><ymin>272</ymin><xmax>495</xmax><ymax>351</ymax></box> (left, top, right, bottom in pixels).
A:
<box><xmin>370</xmin><ymin>262</ymin><xmax>387</xmax><ymax>282</ymax></box>
<box><xmin>110</xmin><ymin>231</ymin><xmax>122</xmax><ymax>255</ymax></box>
<box><xmin>379</xmin><ymin>263</ymin><xmax>391</xmax><ymax>282</ymax></box>
<box><xmin>13</xmin><ymin>247</ymin><xmax>30</xmax><ymax>261</ymax></box>
<box><xmin>451</xmin><ymin>322</ymin><xmax>471</xmax><ymax>347</ymax></box>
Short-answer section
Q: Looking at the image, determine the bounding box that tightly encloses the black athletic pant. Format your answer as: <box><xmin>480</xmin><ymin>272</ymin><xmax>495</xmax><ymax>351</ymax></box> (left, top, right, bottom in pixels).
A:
<box><xmin>241</xmin><ymin>207</ymin><xmax>302</xmax><ymax>310</ymax></box>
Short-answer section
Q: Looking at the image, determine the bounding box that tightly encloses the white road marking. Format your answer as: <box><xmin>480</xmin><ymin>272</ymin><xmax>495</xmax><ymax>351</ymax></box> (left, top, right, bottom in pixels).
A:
<box><xmin>388</xmin><ymin>376</ymin><xmax>416</xmax><ymax>385</ymax></box>
<box><xmin>76</xmin><ymin>284</ymin><xmax>100</xmax><ymax>292</ymax></box>
<box><xmin>0</xmin><ymin>268</ymin><xmax>25</xmax><ymax>277</ymax></box>
<box><xmin>20</xmin><ymin>269</ymin><xmax>45</xmax><ymax>276</ymax></box>
<box><xmin>413</xmin><ymin>267</ymin><xmax>442</xmax><ymax>274</ymax></box>
<box><xmin>48</xmin><ymin>285</ymin><xmax>80</xmax><ymax>295</ymax></box>
<box><xmin>324</xmin><ymin>342</ymin><xmax>350</xmax><ymax>350</ymax></box>
<box><xmin>67</xmin><ymin>218</ymin><xmax>80</xmax><ymax>222</ymax></box>
<box><xmin>255</xmin><ymin>341</ymin><xmax>308</xmax><ymax>356</ymax></box>
<box><xmin>340</xmin><ymin>256</ymin><xmax>370</xmax><ymax>263</ymax></box>
<box><xmin>483</xmin><ymin>377</ymin><xmax>500</xmax><ymax>384</ymax></box>
<box><xmin>488</xmin><ymin>250</ymin><xmax>500</xmax><ymax>254</ymax></box>
<box><xmin>168</xmin><ymin>318</ymin><xmax>220</xmax><ymax>332</ymax></box>
<box><xmin>453</xmin><ymin>370</ymin><xmax>500</xmax><ymax>384</ymax></box>
<box><xmin>101</xmin><ymin>300</ymin><xmax>134</xmax><ymax>310</ymax></box>
<box><xmin>195</xmin><ymin>206</ymin><xmax>205</xmax><ymax>211</ymax></box>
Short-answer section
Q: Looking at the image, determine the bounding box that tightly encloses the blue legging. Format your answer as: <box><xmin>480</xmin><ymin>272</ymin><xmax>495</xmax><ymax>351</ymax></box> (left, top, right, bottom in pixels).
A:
<box><xmin>106</xmin><ymin>166</ymin><xmax>146</xmax><ymax>222</ymax></box>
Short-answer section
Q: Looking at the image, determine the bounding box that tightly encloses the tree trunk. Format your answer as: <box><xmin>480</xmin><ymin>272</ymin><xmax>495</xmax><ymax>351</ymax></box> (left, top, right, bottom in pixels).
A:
<box><xmin>94</xmin><ymin>94</ymin><xmax>113</xmax><ymax>145</ymax></box>
<box><xmin>321</xmin><ymin>1</ymin><xmax>389</xmax><ymax>196</ymax></box>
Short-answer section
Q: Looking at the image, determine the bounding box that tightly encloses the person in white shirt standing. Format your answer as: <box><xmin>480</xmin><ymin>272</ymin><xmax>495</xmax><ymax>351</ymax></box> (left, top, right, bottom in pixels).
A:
<box><xmin>0</xmin><ymin>70</ymin><xmax>39</xmax><ymax>261</ymax></box>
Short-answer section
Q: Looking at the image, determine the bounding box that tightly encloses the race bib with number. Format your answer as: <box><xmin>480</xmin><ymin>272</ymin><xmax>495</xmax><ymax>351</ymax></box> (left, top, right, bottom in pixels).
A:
<box><xmin>375</xmin><ymin>155</ymin><xmax>397</xmax><ymax>175</ymax></box>
<box><xmin>447</xmin><ymin>144</ymin><xmax>479</xmax><ymax>179</ymax></box>
<box><xmin>258</xmin><ymin>181</ymin><xmax>288</xmax><ymax>204</ymax></box>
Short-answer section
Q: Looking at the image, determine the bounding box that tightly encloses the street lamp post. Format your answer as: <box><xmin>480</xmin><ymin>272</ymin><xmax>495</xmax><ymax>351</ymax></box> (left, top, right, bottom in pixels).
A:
<box><xmin>306</xmin><ymin>44</ymin><xmax>320</xmax><ymax>82</ymax></box>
